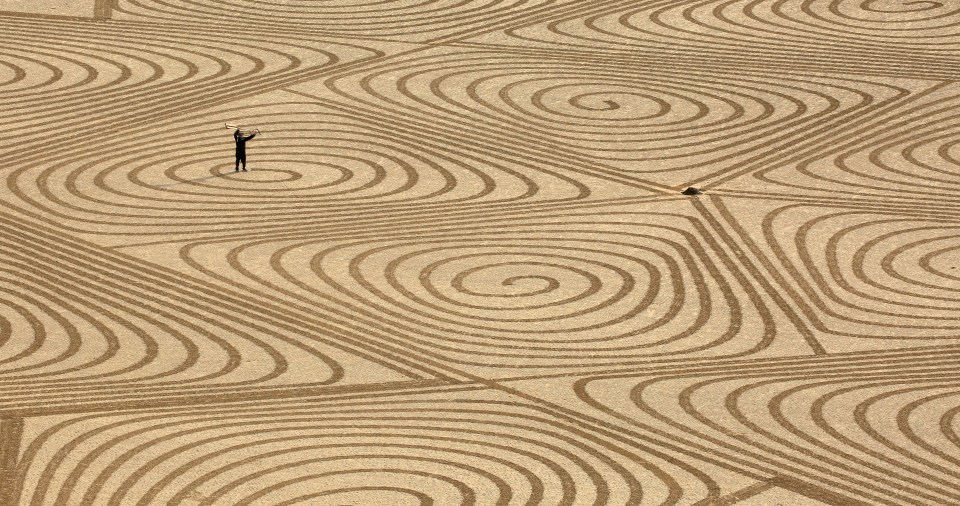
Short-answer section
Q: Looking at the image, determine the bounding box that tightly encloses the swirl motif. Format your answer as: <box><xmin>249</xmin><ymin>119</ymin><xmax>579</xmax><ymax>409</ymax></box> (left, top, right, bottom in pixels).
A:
<box><xmin>161</xmin><ymin>209</ymin><xmax>795</xmax><ymax>370</ymax></box>
<box><xmin>726</xmin><ymin>83</ymin><xmax>960</xmax><ymax>199</ymax></box>
<box><xmin>5</xmin><ymin>96</ymin><xmax>602</xmax><ymax>239</ymax></box>
<box><xmin>570</xmin><ymin>348</ymin><xmax>960</xmax><ymax>505</ymax></box>
<box><xmin>13</xmin><ymin>392</ymin><xmax>727</xmax><ymax>506</ymax></box>
<box><xmin>0</xmin><ymin>217</ymin><xmax>416</xmax><ymax>412</ymax></box>
<box><xmin>476</xmin><ymin>0</ymin><xmax>960</xmax><ymax>54</ymax></box>
<box><xmin>111</xmin><ymin>0</ymin><xmax>561</xmax><ymax>41</ymax></box>
<box><xmin>322</xmin><ymin>49</ymin><xmax>916</xmax><ymax>183</ymax></box>
<box><xmin>712</xmin><ymin>199</ymin><xmax>960</xmax><ymax>342</ymax></box>
<box><xmin>0</xmin><ymin>17</ymin><xmax>384</xmax><ymax>164</ymax></box>
<box><xmin>2</xmin><ymin>0</ymin><xmax>958</xmax><ymax>504</ymax></box>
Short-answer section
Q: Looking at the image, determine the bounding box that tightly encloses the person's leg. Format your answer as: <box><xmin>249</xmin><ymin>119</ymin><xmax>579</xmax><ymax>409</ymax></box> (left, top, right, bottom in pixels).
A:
<box><xmin>235</xmin><ymin>154</ymin><xmax>240</xmax><ymax>171</ymax></box>
<box><xmin>240</xmin><ymin>153</ymin><xmax>247</xmax><ymax>171</ymax></box>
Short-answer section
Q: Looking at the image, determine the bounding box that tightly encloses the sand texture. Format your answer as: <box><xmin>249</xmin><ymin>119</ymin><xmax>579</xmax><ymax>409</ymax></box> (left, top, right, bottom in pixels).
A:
<box><xmin>1</xmin><ymin>1</ymin><xmax>959</xmax><ymax>505</ymax></box>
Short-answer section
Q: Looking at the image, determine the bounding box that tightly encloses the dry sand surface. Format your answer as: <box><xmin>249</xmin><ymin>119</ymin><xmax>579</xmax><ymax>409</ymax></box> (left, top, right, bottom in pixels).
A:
<box><xmin>1</xmin><ymin>1</ymin><xmax>959</xmax><ymax>505</ymax></box>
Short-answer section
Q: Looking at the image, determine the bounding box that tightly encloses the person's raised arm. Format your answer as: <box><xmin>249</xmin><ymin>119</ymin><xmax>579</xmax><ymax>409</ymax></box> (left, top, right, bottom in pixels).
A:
<box><xmin>243</xmin><ymin>132</ymin><xmax>257</xmax><ymax>141</ymax></box>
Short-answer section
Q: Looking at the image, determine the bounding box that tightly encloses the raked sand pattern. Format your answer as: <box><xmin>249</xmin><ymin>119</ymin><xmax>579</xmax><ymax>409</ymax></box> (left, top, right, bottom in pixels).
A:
<box><xmin>1</xmin><ymin>1</ymin><xmax>959</xmax><ymax>505</ymax></box>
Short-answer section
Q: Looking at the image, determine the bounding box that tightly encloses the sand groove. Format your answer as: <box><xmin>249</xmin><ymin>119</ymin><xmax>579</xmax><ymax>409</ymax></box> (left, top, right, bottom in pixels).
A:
<box><xmin>2</xmin><ymin>1</ymin><xmax>958</xmax><ymax>504</ymax></box>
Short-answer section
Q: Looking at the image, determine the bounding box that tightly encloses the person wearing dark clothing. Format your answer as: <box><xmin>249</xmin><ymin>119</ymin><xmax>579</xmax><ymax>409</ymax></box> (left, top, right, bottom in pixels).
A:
<box><xmin>234</xmin><ymin>129</ymin><xmax>257</xmax><ymax>171</ymax></box>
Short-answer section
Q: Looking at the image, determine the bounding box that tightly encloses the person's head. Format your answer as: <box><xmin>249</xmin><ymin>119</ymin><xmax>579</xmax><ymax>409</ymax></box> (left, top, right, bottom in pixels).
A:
<box><xmin>234</xmin><ymin>129</ymin><xmax>241</xmax><ymax>139</ymax></box>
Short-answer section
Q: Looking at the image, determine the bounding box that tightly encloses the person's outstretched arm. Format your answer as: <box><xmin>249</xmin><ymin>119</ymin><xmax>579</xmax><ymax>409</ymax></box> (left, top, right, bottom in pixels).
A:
<box><xmin>243</xmin><ymin>133</ymin><xmax>257</xmax><ymax>141</ymax></box>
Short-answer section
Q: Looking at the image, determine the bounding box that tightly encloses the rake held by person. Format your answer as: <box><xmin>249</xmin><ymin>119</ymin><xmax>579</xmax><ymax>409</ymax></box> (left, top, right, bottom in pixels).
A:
<box><xmin>227</xmin><ymin>124</ymin><xmax>260</xmax><ymax>172</ymax></box>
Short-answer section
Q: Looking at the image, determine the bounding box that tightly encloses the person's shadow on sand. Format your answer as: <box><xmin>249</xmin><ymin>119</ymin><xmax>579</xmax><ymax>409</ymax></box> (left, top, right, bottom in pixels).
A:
<box><xmin>154</xmin><ymin>172</ymin><xmax>237</xmax><ymax>186</ymax></box>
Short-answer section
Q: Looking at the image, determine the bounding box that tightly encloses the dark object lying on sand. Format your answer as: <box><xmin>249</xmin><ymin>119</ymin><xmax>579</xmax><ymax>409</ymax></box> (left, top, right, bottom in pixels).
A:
<box><xmin>681</xmin><ymin>187</ymin><xmax>703</xmax><ymax>196</ymax></box>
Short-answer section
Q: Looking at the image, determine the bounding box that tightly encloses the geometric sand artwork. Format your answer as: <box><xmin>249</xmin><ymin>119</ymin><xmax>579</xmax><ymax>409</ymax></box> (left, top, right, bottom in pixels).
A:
<box><xmin>2</xmin><ymin>0</ymin><xmax>960</xmax><ymax>505</ymax></box>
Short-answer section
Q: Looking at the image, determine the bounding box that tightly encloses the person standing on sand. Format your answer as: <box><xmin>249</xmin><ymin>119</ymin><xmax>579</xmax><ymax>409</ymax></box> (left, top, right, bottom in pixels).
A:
<box><xmin>234</xmin><ymin>129</ymin><xmax>257</xmax><ymax>171</ymax></box>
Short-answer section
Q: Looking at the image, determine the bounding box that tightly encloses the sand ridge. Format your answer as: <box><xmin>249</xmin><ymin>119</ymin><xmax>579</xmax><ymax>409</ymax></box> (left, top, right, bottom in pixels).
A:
<box><xmin>1</xmin><ymin>1</ymin><xmax>959</xmax><ymax>505</ymax></box>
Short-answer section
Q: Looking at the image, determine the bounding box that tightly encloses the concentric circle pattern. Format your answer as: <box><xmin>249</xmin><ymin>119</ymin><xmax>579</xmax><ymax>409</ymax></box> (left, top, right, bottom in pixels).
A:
<box><xmin>703</xmin><ymin>198</ymin><xmax>960</xmax><ymax>346</ymax></box>
<box><xmin>112</xmin><ymin>0</ymin><xmax>566</xmax><ymax>41</ymax></box>
<box><xmin>321</xmin><ymin>48</ymin><xmax>922</xmax><ymax>183</ymax></box>
<box><xmin>13</xmin><ymin>392</ymin><xmax>720</xmax><ymax>506</ymax></box>
<box><xmin>0</xmin><ymin>219</ymin><xmax>413</xmax><ymax>412</ymax></box>
<box><xmin>0</xmin><ymin>17</ymin><xmax>384</xmax><ymax>162</ymax></box>
<box><xmin>572</xmin><ymin>348</ymin><xmax>960</xmax><ymax>505</ymax></box>
<box><xmin>485</xmin><ymin>0</ymin><xmax>960</xmax><ymax>52</ymax></box>
<box><xmin>3</xmin><ymin>0</ymin><xmax>959</xmax><ymax>505</ymax></box>
<box><xmin>764</xmin><ymin>206</ymin><xmax>960</xmax><ymax>338</ymax></box>
<box><xmin>157</xmin><ymin>208</ymin><xmax>798</xmax><ymax>370</ymax></box>
<box><xmin>726</xmin><ymin>82</ymin><xmax>960</xmax><ymax>199</ymax></box>
<box><xmin>629</xmin><ymin>0</ymin><xmax>960</xmax><ymax>47</ymax></box>
<box><xmin>6</xmin><ymin>93</ymin><xmax>610</xmax><ymax>239</ymax></box>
